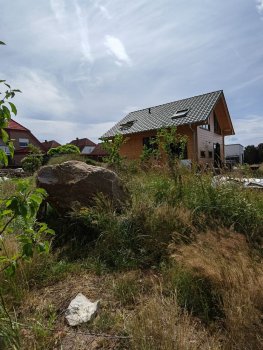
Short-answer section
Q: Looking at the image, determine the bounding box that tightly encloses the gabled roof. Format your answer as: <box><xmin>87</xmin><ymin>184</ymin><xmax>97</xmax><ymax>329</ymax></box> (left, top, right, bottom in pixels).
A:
<box><xmin>102</xmin><ymin>90</ymin><xmax>224</xmax><ymax>138</ymax></box>
<box><xmin>70</xmin><ymin>138</ymin><xmax>96</xmax><ymax>151</ymax></box>
<box><xmin>42</xmin><ymin>140</ymin><xmax>61</xmax><ymax>152</ymax></box>
<box><xmin>89</xmin><ymin>143</ymin><xmax>108</xmax><ymax>157</ymax></box>
<box><xmin>6</xmin><ymin>119</ymin><xmax>29</xmax><ymax>131</ymax></box>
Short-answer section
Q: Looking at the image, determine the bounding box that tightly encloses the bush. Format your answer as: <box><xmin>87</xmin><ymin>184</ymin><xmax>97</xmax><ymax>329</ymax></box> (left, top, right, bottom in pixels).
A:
<box><xmin>47</xmin><ymin>144</ymin><xmax>80</xmax><ymax>156</ymax></box>
<box><xmin>21</xmin><ymin>155</ymin><xmax>42</xmax><ymax>173</ymax></box>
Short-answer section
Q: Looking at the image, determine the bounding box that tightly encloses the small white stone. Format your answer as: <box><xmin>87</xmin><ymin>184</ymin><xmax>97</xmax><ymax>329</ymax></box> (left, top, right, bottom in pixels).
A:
<box><xmin>65</xmin><ymin>293</ymin><xmax>100</xmax><ymax>326</ymax></box>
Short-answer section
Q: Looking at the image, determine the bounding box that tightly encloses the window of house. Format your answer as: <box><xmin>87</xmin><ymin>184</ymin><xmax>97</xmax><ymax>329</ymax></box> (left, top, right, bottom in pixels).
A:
<box><xmin>214</xmin><ymin>112</ymin><xmax>221</xmax><ymax>135</ymax></box>
<box><xmin>143</xmin><ymin>136</ymin><xmax>158</xmax><ymax>151</ymax></box>
<box><xmin>200</xmin><ymin>150</ymin><xmax>206</xmax><ymax>158</ymax></box>
<box><xmin>170</xmin><ymin>142</ymin><xmax>188</xmax><ymax>159</ymax></box>
<box><xmin>19</xmin><ymin>138</ymin><xmax>29</xmax><ymax>147</ymax></box>
<box><xmin>120</xmin><ymin>120</ymin><xmax>136</xmax><ymax>131</ymax></box>
<box><xmin>208</xmin><ymin>151</ymin><xmax>213</xmax><ymax>158</ymax></box>
<box><xmin>172</xmin><ymin>108</ymin><xmax>189</xmax><ymax>119</ymax></box>
<box><xmin>199</xmin><ymin>120</ymin><xmax>210</xmax><ymax>131</ymax></box>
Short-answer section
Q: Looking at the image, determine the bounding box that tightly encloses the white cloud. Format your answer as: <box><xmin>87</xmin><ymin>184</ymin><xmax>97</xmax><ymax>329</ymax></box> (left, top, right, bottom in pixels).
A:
<box><xmin>75</xmin><ymin>1</ymin><xmax>93</xmax><ymax>62</ymax></box>
<box><xmin>104</xmin><ymin>35</ymin><xmax>131</xmax><ymax>66</ymax></box>
<box><xmin>256</xmin><ymin>0</ymin><xmax>263</xmax><ymax>13</ymax></box>
<box><xmin>19</xmin><ymin>118</ymin><xmax>116</xmax><ymax>144</ymax></box>
<box><xmin>226</xmin><ymin>115</ymin><xmax>263</xmax><ymax>146</ymax></box>
<box><xmin>99</xmin><ymin>5</ymin><xmax>111</xmax><ymax>19</ymax></box>
<box><xmin>12</xmin><ymin>69</ymin><xmax>74</xmax><ymax>118</ymax></box>
<box><xmin>50</xmin><ymin>0</ymin><xmax>65</xmax><ymax>22</ymax></box>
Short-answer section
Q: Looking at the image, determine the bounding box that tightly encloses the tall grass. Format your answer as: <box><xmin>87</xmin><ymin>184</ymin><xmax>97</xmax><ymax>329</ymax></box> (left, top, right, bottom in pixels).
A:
<box><xmin>170</xmin><ymin>230</ymin><xmax>263</xmax><ymax>349</ymax></box>
<box><xmin>128</xmin><ymin>293</ymin><xmax>222</xmax><ymax>350</ymax></box>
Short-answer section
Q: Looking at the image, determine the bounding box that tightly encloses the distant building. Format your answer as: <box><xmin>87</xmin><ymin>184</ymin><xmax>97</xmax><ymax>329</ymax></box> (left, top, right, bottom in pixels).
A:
<box><xmin>225</xmin><ymin>144</ymin><xmax>244</xmax><ymax>165</ymax></box>
<box><xmin>69</xmin><ymin>138</ymin><xmax>96</xmax><ymax>154</ymax></box>
<box><xmin>0</xmin><ymin>119</ymin><xmax>44</xmax><ymax>166</ymax></box>
<box><xmin>42</xmin><ymin>140</ymin><xmax>61</xmax><ymax>152</ymax></box>
<box><xmin>88</xmin><ymin>143</ymin><xmax>108</xmax><ymax>161</ymax></box>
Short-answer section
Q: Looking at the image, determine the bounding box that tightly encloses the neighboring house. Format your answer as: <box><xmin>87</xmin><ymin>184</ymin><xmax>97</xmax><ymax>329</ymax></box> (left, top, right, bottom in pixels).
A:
<box><xmin>88</xmin><ymin>143</ymin><xmax>108</xmax><ymax>161</ymax></box>
<box><xmin>70</xmin><ymin>138</ymin><xmax>96</xmax><ymax>154</ymax></box>
<box><xmin>102</xmin><ymin>90</ymin><xmax>235</xmax><ymax>166</ymax></box>
<box><xmin>42</xmin><ymin>140</ymin><xmax>61</xmax><ymax>153</ymax></box>
<box><xmin>225</xmin><ymin>144</ymin><xmax>244</xmax><ymax>165</ymax></box>
<box><xmin>0</xmin><ymin>119</ymin><xmax>44</xmax><ymax>166</ymax></box>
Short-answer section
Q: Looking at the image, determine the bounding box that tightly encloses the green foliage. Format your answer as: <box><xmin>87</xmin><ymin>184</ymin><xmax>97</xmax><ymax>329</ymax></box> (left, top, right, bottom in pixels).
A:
<box><xmin>0</xmin><ymin>296</ymin><xmax>20</xmax><ymax>350</ymax></box>
<box><xmin>21</xmin><ymin>156</ymin><xmax>42</xmax><ymax>173</ymax></box>
<box><xmin>101</xmin><ymin>134</ymin><xmax>127</xmax><ymax>167</ymax></box>
<box><xmin>140</xmin><ymin>144</ymin><xmax>159</xmax><ymax>163</ymax></box>
<box><xmin>244</xmin><ymin>143</ymin><xmax>263</xmax><ymax>164</ymax></box>
<box><xmin>47</xmin><ymin>144</ymin><xmax>80</xmax><ymax>156</ymax></box>
<box><xmin>156</xmin><ymin>127</ymin><xmax>188</xmax><ymax>186</ymax></box>
<box><xmin>0</xmin><ymin>89</ymin><xmax>21</xmax><ymax>167</ymax></box>
<box><xmin>0</xmin><ymin>180</ymin><xmax>54</xmax><ymax>276</ymax></box>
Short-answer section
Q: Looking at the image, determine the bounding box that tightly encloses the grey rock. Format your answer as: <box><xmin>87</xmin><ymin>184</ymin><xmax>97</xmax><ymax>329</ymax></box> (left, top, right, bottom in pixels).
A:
<box><xmin>36</xmin><ymin>160</ymin><xmax>128</xmax><ymax>213</ymax></box>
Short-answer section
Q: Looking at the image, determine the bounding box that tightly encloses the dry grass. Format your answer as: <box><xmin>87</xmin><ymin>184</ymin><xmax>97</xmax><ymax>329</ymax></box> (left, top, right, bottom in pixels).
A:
<box><xmin>170</xmin><ymin>230</ymin><xmax>263</xmax><ymax>349</ymax></box>
<box><xmin>128</xmin><ymin>293</ymin><xmax>222</xmax><ymax>350</ymax></box>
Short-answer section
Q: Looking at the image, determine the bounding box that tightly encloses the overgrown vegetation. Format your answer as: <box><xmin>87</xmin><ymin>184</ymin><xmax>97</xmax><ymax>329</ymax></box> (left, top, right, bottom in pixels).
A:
<box><xmin>1</xmin><ymin>137</ymin><xmax>263</xmax><ymax>348</ymax></box>
<box><xmin>47</xmin><ymin>144</ymin><xmax>80</xmax><ymax>156</ymax></box>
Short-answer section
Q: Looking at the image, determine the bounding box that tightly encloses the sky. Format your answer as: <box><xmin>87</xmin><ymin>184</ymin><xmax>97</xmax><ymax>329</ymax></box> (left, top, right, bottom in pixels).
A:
<box><xmin>0</xmin><ymin>0</ymin><xmax>263</xmax><ymax>146</ymax></box>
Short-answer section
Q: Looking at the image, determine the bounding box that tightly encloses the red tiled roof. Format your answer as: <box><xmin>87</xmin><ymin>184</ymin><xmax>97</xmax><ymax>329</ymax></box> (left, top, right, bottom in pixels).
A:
<box><xmin>42</xmin><ymin>140</ymin><xmax>61</xmax><ymax>152</ymax></box>
<box><xmin>89</xmin><ymin>143</ymin><xmax>108</xmax><ymax>157</ymax></box>
<box><xmin>70</xmin><ymin>138</ymin><xmax>96</xmax><ymax>151</ymax></box>
<box><xmin>6</xmin><ymin>119</ymin><xmax>29</xmax><ymax>131</ymax></box>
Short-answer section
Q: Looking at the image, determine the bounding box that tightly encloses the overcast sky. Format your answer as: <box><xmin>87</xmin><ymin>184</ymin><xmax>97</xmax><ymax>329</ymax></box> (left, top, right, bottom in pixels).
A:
<box><xmin>1</xmin><ymin>0</ymin><xmax>263</xmax><ymax>146</ymax></box>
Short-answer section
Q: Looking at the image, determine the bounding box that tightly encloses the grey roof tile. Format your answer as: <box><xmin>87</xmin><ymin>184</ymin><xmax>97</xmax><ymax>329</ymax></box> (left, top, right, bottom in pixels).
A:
<box><xmin>102</xmin><ymin>90</ymin><xmax>223</xmax><ymax>138</ymax></box>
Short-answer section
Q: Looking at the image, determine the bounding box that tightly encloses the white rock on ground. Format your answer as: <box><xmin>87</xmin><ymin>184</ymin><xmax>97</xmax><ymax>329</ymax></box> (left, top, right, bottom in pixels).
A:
<box><xmin>65</xmin><ymin>293</ymin><xmax>100</xmax><ymax>326</ymax></box>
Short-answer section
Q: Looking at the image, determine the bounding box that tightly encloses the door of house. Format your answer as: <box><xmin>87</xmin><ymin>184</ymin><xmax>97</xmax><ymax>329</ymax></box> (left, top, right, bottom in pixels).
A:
<box><xmin>213</xmin><ymin>143</ymin><xmax>221</xmax><ymax>167</ymax></box>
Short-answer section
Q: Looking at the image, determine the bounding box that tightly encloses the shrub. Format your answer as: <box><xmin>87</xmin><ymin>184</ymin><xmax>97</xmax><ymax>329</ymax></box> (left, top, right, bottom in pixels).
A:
<box><xmin>21</xmin><ymin>154</ymin><xmax>42</xmax><ymax>173</ymax></box>
<box><xmin>47</xmin><ymin>144</ymin><xmax>80</xmax><ymax>156</ymax></box>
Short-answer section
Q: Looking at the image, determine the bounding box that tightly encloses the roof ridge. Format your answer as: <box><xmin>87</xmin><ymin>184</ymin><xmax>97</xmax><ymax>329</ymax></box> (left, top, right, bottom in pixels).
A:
<box><xmin>128</xmin><ymin>90</ymin><xmax>223</xmax><ymax>115</ymax></box>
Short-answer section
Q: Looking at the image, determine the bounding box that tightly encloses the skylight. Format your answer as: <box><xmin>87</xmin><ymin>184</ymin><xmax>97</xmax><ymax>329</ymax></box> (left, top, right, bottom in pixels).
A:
<box><xmin>172</xmin><ymin>108</ymin><xmax>189</xmax><ymax>119</ymax></box>
<box><xmin>120</xmin><ymin>120</ymin><xmax>136</xmax><ymax>130</ymax></box>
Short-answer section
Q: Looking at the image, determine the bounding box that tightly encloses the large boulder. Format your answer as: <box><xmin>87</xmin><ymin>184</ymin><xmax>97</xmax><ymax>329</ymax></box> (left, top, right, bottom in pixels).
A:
<box><xmin>36</xmin><ymin>161</ymin><xmax>128</xmax><ymax>213</ymax></box>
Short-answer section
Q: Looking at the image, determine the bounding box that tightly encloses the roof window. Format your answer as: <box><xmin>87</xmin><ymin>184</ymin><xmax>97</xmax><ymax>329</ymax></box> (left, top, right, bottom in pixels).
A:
<box><xmin>172</xmin><ymin>108</ymin><xmax>189</xmax><ymax>119</ymax></box>
<box><xmin>120</xmin><ymin>120</ymin><xmax>136</xmax><ymax>130</ymax></box>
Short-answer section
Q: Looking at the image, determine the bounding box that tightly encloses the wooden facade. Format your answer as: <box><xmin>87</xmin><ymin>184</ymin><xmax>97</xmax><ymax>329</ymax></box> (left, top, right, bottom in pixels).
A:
<box><xmin>118</xmin><ymin>95</ymin><xmax>233</xmax><ymax>166</ymax></box>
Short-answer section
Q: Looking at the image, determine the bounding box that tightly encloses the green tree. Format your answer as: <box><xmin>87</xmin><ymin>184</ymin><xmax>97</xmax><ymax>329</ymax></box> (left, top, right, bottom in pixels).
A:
<box><xmin>101</xmin><ymin>134</ymin><xmax>127</xmax><ymax>167</ymax></box>
<box><xmin>244</xmin><ymin>145</ymin><xmax>259</xmax><ymax>164</ymax></box>
<box><xmin>156</xmin><ymin>127</ymin><xmax>188</xmax><ymax>182</ymax></box>
<box><xmin>21</xmin><ymin>144</ymin><xmax>43</xmax><ymax>173</ymax></box>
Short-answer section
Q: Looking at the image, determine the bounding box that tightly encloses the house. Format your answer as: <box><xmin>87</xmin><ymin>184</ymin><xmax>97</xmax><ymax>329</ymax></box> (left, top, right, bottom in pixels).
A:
<box><xmin>88</xmin><ymin>143</ymin><xmax>108</xmax><ymax>161</ymax></box>
<box><xmin>225</xmin><ymin>144</ymin><xmax>244</xmax><ymax>165</ymax></box>
<box><xmin>69</xmin><ymin>138</ymin><xmax>96</xmax><ymax>155</ymax></box>
<box><xmin>102</xmin><ymin>90</ymin><xmax>235</xmax><ymax>166</ymax></box>
<box><xmin>41</xmin><ymin>140</ymin><xmax>61</xmax><ymax>152</ymax></box>
<box><xmin>0</xmin><ymin>119</ymin><xmax>44</xmax><ymax>166</ymax></box>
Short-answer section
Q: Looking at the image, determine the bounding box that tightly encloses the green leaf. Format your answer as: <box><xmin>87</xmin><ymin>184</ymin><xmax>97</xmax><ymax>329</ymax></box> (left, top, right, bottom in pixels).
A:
<box><xmin>8</xmin><ymin>102</ymin><xmax>17</xmax><ymax>115</ymax></box>
<box><xmin>0</xmin><ymin>149</ymin><xmax>8</xmax><ymax>166</ymax></box>
<box><xmin>0</xmin><ymin>41</ymin><xmax>6</xmax><ymax>45</ymax></box>
<box><xmin>22</xmin><ymin>243</ymin><xmax>34</xmax><ymax>258</ymax></box>
<box><xmin>12</xmin><ymin>89</ymin><xmax>22</xmax><ymax>93</ymax></box>
<box><xmin>4</xmin><ymin>83</ymin><xmax>11</xmax><ymax>89</ymax></box>
<box><xmin>0</xmin><ymin>80</ymin><xmax>6</xmax><ymax>83</ymax></box>
<box><xmin>2</xmin><ymin>105</ymin><xmax>11</xmax><ymax>119</ymax></box>
<box><xmin>1</xmin><ymin>129</ymin><xmax>9</xmax><ymax>143</ymax></box>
